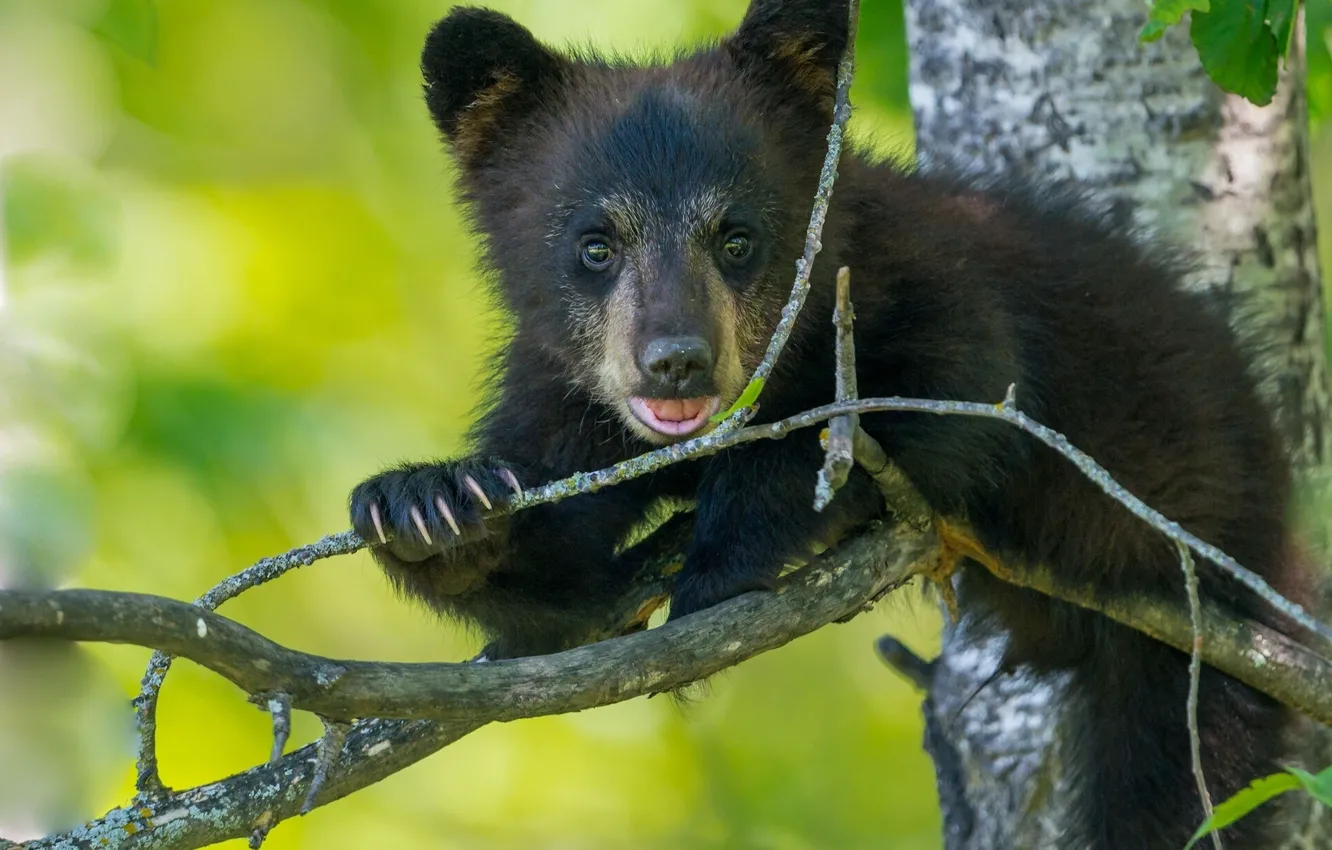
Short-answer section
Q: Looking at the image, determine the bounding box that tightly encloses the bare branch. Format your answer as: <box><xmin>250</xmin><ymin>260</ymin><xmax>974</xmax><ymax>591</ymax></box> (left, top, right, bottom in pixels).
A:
<box><xmin>978</xmin><ymin>555</ymin><xmax>1332</xmax><ymax>727</ymax></box>
<box><xmin>264</xmin><ymin>693</ymin><xmax>292</xmax><ymax>762</ymax></box>
<box><xmin>0</xmin><ymin>522</ymin><xmax>937</xmax><ymax>725</ymax></box>
<box><xmin>25</xmin><ymin>717</ymin><xmax>478</xmax><ymax>850</ymax></box>
<box><xmin>736</xmin><ymin>0</ymin><xmax>860</xmax><ymax>417</ymax></box>
<box><xmin>14</xmin><ymin>521</ymin><xmax>935</xmax><ymax>850</ymax></box>
<box><xmin>133</xmin><ymin>531</ymin><xmax>362</xmax><ymax>794</ymax></box>
<box><xmin>816</xmin><ymin>266</ymin><xmax>858</xmax><ymax>511</ymax></box>
<box><xmin>10</xmin><ymin>511</ymin><xmax>1332</xmax><ymax>850</ymax></box>
<box><xmin>746</xmin><ymin>393</ymin><xmax>1332</xmax><ymax>643</ymax></box>
<box><xmin>1179</xmin><ymin>541</ymin><xmax>1222</xmax><ymax>850</ymax></box>
<box><xmin>245</xmin><ymin>693</ymin><xmax>288</xmax><ymax>849</ymax></box>
<box><xmin>263</xmin><ymin>388</ymin><xmax>1330</xmax><ymax>647</ymax></box>
<box><xmin>302</xmin><ymin>719</ymin><xmax>351</xmax><ymax>814</ymax></box>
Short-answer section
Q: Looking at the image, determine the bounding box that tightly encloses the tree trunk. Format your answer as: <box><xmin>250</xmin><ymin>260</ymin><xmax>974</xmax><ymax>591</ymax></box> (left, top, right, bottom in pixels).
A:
<box><xmin>900</xmin><ymin>2</ymin><xmax>1331</xmax><ymax>846</ymax></box>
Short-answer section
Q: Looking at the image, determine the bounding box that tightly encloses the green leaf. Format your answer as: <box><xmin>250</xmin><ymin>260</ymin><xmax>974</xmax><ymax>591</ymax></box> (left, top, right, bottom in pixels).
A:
<box><xmin>710</xmin><ymin>376</ymin><xmax>765</xmax><ymax>422</ymax></box>
<box><xmin>1265</xmin><ymin>0</ymin><xmax>1298</xmax><ymax>58</ymax></box>
<box><xmin>1185</xmin><ymin>772</ymin><xmax>1300</xmax><ymax>848</ymax></box>
<box><xmin>1140</xmin><ymin>0</ymin><xmax>1211</xmax><ymax>42</ymax></box>
<box><xmin>92</xmin><ymin>0</ymin><xmax>159</xmax><ymax>65</ymax></box>
<box><xmin>1287</xmin><ymin>765</ymin><xmax>1332</xmax><ymax>807</ymax></box>
<box><xmin>1190</xmin><ymin>0</ymin><xmax>1281</xmax><ymax>106</ymax></box>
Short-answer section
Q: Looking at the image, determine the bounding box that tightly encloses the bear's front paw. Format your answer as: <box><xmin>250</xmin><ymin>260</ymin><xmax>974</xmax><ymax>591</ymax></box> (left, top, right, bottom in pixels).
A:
<box><xmin>349</xmin><ymin>458</ymin><xmax>523</xmax><ymax>564</ymax></box>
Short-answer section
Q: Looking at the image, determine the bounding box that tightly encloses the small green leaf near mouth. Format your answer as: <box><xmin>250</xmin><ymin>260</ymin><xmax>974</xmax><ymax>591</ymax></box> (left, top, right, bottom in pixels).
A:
<box><xmin>710</xmin><ymin>377</ymin><xmax>765</xmax><ymax>423</ymax></box>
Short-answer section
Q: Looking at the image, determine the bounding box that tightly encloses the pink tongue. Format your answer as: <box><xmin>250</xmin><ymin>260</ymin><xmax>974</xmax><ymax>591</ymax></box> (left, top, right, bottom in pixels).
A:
<box><xmin>643</xmin><ymin>398</ymin><xmax>704</xmax><ymax>422</ymax></box>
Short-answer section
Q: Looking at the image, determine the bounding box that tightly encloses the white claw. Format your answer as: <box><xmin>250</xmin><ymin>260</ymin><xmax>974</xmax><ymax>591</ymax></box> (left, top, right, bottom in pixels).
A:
<box><xmin>464</xmin><ymin>475</ymin><xmax>493</xmax><ymax>510</ymax></box>
<box><xmin>369</xmin><ymin>502</ymin><xmax>388</xmax><ymax>545</ymax></box>
<box><xmin>409</xmin><ymin>505</ymin><xmax>433</xmax><ymax>545</ymax></box>
<box><xmin>434</xmin><ymin>495</ymin><xmax>462</xmax><ymax>536</ymax></box>
<box><xmin>499</xmin><ymin>468</ymin><xmax>523</xmax><ymax>499</ymax></box>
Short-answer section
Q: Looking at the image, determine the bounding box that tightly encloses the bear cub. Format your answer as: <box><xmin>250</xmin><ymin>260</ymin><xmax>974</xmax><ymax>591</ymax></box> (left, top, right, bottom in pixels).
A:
<box><xmin>349</xmin><ymin>2</ymin><xmax>1310</xmax><ymax>847</ymax></box>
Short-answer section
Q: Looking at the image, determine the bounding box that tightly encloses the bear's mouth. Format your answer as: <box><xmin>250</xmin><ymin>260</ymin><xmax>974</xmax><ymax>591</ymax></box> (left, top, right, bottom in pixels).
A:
<box><xmin>628</xmin><ymin>395</ymin><xmax>721</xmax><ymax>438</ymax></box>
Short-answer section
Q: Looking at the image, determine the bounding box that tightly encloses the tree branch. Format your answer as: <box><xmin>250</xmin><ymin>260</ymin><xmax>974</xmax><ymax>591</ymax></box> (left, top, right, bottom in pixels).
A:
<box><xmin>1</xmin><ymin>521</ymin><xmax>936</xmax><ymax>725</ymax></box>
<box><xmin>1179</xmin><ymin>541</ymin><xmax>1222</xmax><ymax>850</ymax></box>
<box><xmin>815</xmin><ymin>265</ymin><xmax>858</xmax><ymax>511</ymax></box>
<box><xmin>10</xmin><ymin>518</ymin><xmax>936</xmax><ymax>850</ymax></box>
<box><xmin>739</xmin><ymin>0</ymin><xmax>860</xmax><ymax>413</ymax></box>
<box><xmin>202</xmin><ymin>391</ymin><xmax>1332</xmax><ymax>647</ymax></box>
<box><xmin>133</xmin><ymin>530</ymin><xmax>364</xmax><ymax>794</ymax></box>
<box><xmin>8</xmin><ymin>507</ymin><xmax>1332</xmax><ymax>850</ymax></box>
<box><xmin>22</xmin><ymin>715</ymin><xmax>478</xmax><ymax>850</ymax></box>
<box><xmin>977</xmin><ymin>555</ymin><xmax>1332</xmax><ymax>728</ymax></box>
<box><xmin>7</xmin><ymin>522</ymin><xmax>1330</xmax><ymax>732</ymax></box>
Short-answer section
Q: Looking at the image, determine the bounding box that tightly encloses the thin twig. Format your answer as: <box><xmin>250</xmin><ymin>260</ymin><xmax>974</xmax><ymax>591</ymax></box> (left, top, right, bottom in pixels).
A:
<box><xmin>131</xmin><ymin>655</ymin><xmax>170</xmax><ymax>796</ymax></box>
<box><xmin>529</xmin><ymin>390</ymin><xmax>1332</xmax><ymax>642</ymax></box>
<box><xmin>515</xmin><ymin>390</ymin><xmax>1332</xmax><ymax>642</ymax></box>
<box><xmin>131</xmin><ymin>393</ymin><xmax>1332</xmax><ymax>710</ymax></box>
<box><xmin>1180</xmin><ymin>541</ymin><xmax>1222</xmax><ymax>850</ymax></box>
<box><xmin>851</xmin><ymin>428</ymin><xmax>932</xmax><ymax>529</ymax></box>
<box><xmin>132</xmin><ymin>531</ymin><xmax>363</xmax><ymax>795</ymax></box>
<box><xmin>734</xmin><ymin>0</ymin><xmax>860</xmax><ymax>419</ymax></box>
<box><xmin>265</xmin><ymin>693</ymin><xmax>293</xmax><ymax>762</ymax></box>
<box><xmin>302</xmin><ymin>719</ymin><xmax>351</xmax><ymax>814</ymax></box>
<box><xmin>737</xmin><ymin>392</ymin><xmax>1332</xmax><ymax>643</ymax></box>
<box><xmin>816</xmin><ymin>266</ymin><xmax>858</xmax><ymax>511</ymax></box>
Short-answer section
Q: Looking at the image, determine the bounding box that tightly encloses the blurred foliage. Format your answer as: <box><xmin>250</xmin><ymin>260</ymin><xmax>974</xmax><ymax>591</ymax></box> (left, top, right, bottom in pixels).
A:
<box><xmin>0</xmin><ymin>1</ymin><xmax>1328</xmax><ymax>848</ymax></box>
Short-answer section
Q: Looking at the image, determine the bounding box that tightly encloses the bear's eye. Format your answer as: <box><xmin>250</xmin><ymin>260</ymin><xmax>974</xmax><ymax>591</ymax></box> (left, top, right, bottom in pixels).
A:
<box><xmin>580</xmin><ymin>237</ymin><xmax>616</xmax><ymax>271</ymax></box>
<box><xmin>722</xmin><ymin>231</ymin><xmax>752</xmax><ymax>262</ymax></box>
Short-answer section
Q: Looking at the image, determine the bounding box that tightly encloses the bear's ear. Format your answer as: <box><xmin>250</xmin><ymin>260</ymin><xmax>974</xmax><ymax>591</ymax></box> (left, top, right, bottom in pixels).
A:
<box><xmin>723</xmin><ymin>0</ymin><xmax>849</xmax><ymax>115</ymax></box>
<box><xmin>420</xmin><ymin>7</ymin><xmax>569</xmax><ymax>166</ymax></box>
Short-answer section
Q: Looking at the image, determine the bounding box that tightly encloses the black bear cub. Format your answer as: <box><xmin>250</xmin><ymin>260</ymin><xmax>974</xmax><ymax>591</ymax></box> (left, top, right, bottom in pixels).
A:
<box><xmin>349</xmin><ymin>2</ymin><xmax>1312</xmax><ymax>846</ymax></box>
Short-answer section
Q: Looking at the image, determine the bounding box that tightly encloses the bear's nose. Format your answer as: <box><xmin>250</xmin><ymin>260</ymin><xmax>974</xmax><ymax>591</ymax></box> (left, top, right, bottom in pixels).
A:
<box><xmin>640</xmin><ymin>336</ymin><xmax>714</xmax><ymax>387</ymax></box>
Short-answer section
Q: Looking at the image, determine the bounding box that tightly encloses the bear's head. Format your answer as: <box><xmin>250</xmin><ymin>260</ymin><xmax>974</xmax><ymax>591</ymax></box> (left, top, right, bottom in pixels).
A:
<box><xmin>421</xmin><ymin>1</ymin><xmax>849</xmax><ymax>443</ymax></box>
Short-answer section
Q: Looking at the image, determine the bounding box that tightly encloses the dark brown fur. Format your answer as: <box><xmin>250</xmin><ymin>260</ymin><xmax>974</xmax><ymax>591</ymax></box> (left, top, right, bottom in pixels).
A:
<box><xmin>349</xmin><ymin>3</ymin><xmax>1313</xmax><ymax>846</ymax></box>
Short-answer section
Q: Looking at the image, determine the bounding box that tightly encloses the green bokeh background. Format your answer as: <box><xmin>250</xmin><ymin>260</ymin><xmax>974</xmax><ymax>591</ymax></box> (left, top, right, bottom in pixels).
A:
<box><xmin>0</xmin><ymin>2</ymin><xmax>1328</xmax><ymax>848</ymax></box>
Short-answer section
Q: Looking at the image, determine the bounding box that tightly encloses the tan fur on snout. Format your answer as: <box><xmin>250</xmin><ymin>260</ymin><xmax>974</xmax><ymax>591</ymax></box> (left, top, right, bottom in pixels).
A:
<box><xmin>570</xmin><ymin>260</ymin><xmax>750</xmax><ymax>445</ymax></box>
